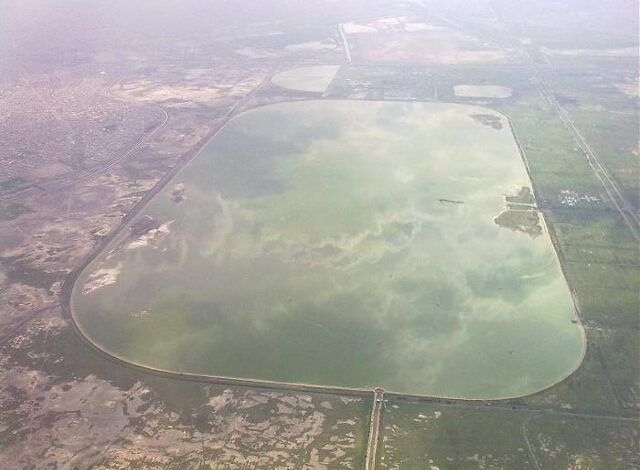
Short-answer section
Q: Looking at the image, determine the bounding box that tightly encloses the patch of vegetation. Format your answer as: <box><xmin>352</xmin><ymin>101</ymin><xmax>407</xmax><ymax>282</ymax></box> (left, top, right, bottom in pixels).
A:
<box><xmin>506</xmin><ymin>186</ymin><xmax>536</xmax><ymax>205</ymax></box>
<box><xmin>7</xmin><ymin>266</ymin><xmax>64</xmax><ymax>291</ymax></box>
<box><xmin>523</xmin><ymin>331</ymin><xmax>620</xmax><ymax>414</ymax></box>
<box><xmin>549</xmin><ymin>209</ymin><xmax>639</xmax><ymax>329</ymax></box>
<box><xmin>542</xmin><ymin>58</ymin><xmax>640</xmax><ymax>214</ymax></box>
<box><xmin>122</xmin><ymin>163</ymin><xmax>154</xmax><ymax>182</ymax></box>
<box><xmin>470</xmin><ymin>113</ymin><xmax>503</xmax><ymax>129</ymax></box>
<box><xmin>597</xmin><ymin>328</ymin><xmax>640</xmax><ymax>410</ymax></box>
<box><xmin>528</xmin><ymin>413</ymin><xmax>639</xmax><ymax>468</ymax></box>
<box><xmin>494</xmin><ymin>209</ymin><xmax>542</xmax><ymax>237</ymax></box>
<box><xmin>378</xmin><ymin>400</ymin><xmax>535</xmax><ymax>469</ymax></box>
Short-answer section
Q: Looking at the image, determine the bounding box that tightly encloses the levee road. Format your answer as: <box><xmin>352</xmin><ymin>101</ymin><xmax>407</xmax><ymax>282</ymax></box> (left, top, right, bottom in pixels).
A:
<box><xmin>365</xmin><ymin>388</ymin><xmax>384</xmax><ymax>470</ymax></box>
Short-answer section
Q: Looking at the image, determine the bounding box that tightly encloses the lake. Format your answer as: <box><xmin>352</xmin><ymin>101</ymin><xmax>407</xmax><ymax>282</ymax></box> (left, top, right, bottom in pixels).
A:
<box><xmin>72</xmin><ymin>100</ymin><xmax>584</xmax><ymax>398</ymax></box>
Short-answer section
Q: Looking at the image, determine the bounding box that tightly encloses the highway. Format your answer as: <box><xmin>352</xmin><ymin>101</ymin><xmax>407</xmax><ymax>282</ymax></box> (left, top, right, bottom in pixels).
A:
<box><xmin>483</xmin><ymin>3</ymin><xmax>639</xmax><ymax>242</ymax></box>
<box><xmin>533</xmin><ymin>77</ymin><xmax>639</xmax><ymax>240</ymax></box>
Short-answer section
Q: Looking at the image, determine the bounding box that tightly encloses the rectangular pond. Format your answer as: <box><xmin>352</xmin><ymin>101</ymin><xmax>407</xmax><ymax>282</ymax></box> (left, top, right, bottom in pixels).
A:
<box><xmin>72</xmin><ymin>100</ymin><xmax>584</xmax><ymax>398</ymax></box>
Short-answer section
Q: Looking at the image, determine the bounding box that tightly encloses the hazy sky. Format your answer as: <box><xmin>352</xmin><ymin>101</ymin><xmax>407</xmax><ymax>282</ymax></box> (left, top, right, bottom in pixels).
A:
<box><xmin>0</xmin><ymin>0</ymin><xmax>637</xmax><ymax>75</ymax></box>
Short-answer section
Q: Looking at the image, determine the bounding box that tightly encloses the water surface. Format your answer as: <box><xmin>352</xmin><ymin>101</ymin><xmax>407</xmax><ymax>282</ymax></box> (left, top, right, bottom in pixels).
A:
<box><xmin>73</xmin><ymin>101</ymin><xmax>584</xmax><ymax>398</ymax></box>
<box><xmin>271</xmin><ymin>65</ymin><xmax>340</xmax><ymax>92</ymax></box>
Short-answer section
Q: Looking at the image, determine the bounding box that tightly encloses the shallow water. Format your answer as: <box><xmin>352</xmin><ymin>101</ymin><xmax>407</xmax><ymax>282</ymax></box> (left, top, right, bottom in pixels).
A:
<box><xmin>73</xmin><ymin>100</ymin><xmax>584</xmax><ymax>398</ymax></box>
<box><xmin>271</xmin><ymin>65</ymin><xmax>340</xmax><ymax>92</ymax></box>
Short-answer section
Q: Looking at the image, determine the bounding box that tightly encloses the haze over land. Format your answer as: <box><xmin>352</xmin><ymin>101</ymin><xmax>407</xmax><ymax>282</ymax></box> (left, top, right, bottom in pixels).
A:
<box><xmin>0</xmin><ymin>1</ymin><xmax>638</xmax><ymax>468</ymax></box>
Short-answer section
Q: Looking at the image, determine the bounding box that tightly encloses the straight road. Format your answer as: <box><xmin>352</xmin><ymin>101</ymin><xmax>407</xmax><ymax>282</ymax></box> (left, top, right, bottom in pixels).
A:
<box><xmin>339</xmin><ymin>24</ymin><xmax>353</xmax><ymax>63</ymax></box>
<box><xmin>533</xmin><ymin>78</ymin><xmax>639</xmax><ymax>241</ymax></box>
<box><xmin>365</xmin><ymin>388</ymin><xmax>384</xmax><ymax>470</ymax></box>
<box><xmin>522</xmin><ymin>412</ymin><xmax>542</xmax><ymax>470</ymax></box>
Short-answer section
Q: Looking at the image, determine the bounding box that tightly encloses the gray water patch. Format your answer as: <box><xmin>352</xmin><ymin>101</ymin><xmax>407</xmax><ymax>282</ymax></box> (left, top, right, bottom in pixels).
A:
<box><xmin>272</xmin><ymin>65</ymin><xmax>340</xmax><ymax>93</ymax></box>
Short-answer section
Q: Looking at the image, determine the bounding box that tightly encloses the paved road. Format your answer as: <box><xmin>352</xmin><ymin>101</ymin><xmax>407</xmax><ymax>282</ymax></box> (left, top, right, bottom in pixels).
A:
<box><xmin>522</xmin><ymin>411</ymin><xmax>542</xmax><ymax>469</ymax></box>
<box><xmin>481</xmin><ymin>3</ymin><xmax>639</xmax><ymax>241</ymax></box>
<box><xmin>365</xmin><ymin>388</ymin><xmax>384</xmax><ymax>470</ymax></box>
<box><xmin>339</xmin><ymin>24</ymin><xmax>352</xmax><ymax>63</ymax></box>
<box><xmin>533</xmin><ymin>78</ymin><xmax>639</xmax><ymax>240</ymax></box>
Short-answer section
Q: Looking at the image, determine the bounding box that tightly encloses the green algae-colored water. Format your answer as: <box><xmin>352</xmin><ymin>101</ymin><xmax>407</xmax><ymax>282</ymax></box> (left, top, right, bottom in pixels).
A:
<box><xmin>72</xmin><ymin>100</ymin><xmax>584</xmax><ymax>398</ymax></box>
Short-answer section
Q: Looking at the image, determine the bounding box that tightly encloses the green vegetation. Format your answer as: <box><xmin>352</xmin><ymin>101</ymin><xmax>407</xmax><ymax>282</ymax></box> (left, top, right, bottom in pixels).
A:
<box><xmin>494</xmin><ymin>209</ymin><xmax>542</xmax><ymax>237</ymax></box>
<box><xmin>542</xmin><ymin>58</ymin><xmax>639</xmax><ymax>213</ymax></box>
<box><xmin>379</xmin><ymin>400</ymin><xmax>638</xmax><ymax>469</ymax></box>
<box><xmin>379</xmin><ymin>400</ymin><xmax>536</xmax><ymax>469</ymax></box>
<box><xmin>528</xmin><ymin>413</ymin><xmax>639</xmax><ymax>468</ymax></box>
